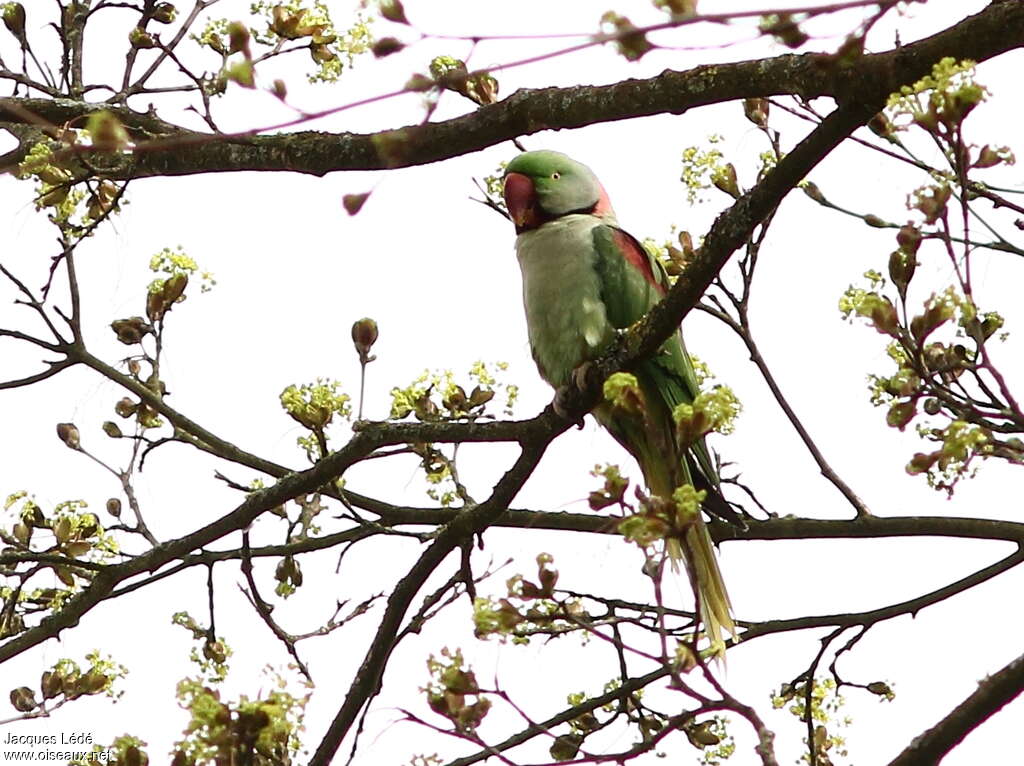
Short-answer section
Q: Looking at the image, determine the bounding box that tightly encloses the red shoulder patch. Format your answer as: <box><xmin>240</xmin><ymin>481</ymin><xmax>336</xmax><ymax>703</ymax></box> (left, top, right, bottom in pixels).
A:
<box><xmin>611</xmin><ymin>229</ymin><xmax>665</xmax><ymax>294</ymax></box>
<box><xmin>592</xmin><ymin>183</ymin><xmax>615</xmax><ymax>219</ymax></box>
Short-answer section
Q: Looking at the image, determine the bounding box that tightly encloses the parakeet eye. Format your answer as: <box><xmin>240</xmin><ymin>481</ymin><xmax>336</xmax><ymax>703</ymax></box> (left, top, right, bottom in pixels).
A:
<box><xmin>551</xmin><ymin>172</ymin><xmax>560</xmax><ymax>180</ymax></box>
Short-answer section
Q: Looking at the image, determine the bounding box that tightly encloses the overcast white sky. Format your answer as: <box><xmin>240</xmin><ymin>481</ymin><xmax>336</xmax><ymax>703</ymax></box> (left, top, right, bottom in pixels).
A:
<box><xmin>2</xmin><ymin>1</ymin><xmax>1023</xmax><ymax>764</ymax></box>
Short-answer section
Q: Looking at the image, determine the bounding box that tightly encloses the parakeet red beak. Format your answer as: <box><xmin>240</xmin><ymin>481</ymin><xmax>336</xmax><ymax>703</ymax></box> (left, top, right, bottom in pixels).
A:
<box><xmin>503</xmin><ymin>172</ymin><xmax>540</xmax><ymax>231</ymax></box>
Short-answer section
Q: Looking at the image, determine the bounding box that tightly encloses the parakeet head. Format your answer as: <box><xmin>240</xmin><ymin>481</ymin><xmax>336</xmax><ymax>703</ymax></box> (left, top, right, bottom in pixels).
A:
<box><xmin>503</xmin><ymin>150</ymin><xmax>614</xmax><ymax>232</ymax></box>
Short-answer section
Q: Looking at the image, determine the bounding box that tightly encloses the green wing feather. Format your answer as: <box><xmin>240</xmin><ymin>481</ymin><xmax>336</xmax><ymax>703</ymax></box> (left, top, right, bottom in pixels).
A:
<box><xmin>591</xmin><ymin>224</ymin><xmax>736</xmax><ymax>653</ymax></box>
<box><xmin>590</xmin><ymin>225</ymin><xmax>719</xmax><ymax>491</ymax></box>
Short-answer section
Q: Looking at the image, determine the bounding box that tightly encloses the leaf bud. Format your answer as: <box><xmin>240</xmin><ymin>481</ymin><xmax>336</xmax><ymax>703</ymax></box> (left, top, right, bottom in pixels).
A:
<box><xmin>227</xmin><ymin>21</ymin><xmax>251</xmax><ymax>57</ymax></box>
<box><xmin>115</xmin><ymin>397</ymin><xmax>138</xmax><ymax>418</ymax></box>
<box><xmin>801</xmin><ymin>181</ymin><xmax>826</xmax><ymax>204</ymax></box>
<box><xmin>203</xmin><ymin>639</ymin><xmax>227</xmax><ymax>664</ymax></box>
<box><xmin>81</xmin><ymin>671</ymin><xmax>108</xmax><ymax>695</ymax></box>
<box><xmin>351</xmin><ymin>317</ymin><xmax>379</xmax><ymax>363</ymax></box>
<box><xmin>57</xmin><ymin>422</ymin><xmax>80</xmax><ymax>449</ymax></box>
<box><xmin>40</xmin><ymin>670</ymin><xmax>63</xmax><ymax>700</ymax></box>
<box><xmin>9</xmin><ymin>686</ymin><xmax>37</xmax><ymax>712</ymax></box>
<box><xmin>13</xmin><ymin>522</ymin><xmax>30</xmax><ymax>545</ymax></box>
<box><xmin>684</xmin><ymin>720</ymin><xmax>721</xmax><ymax>747</ymax></box>
<box><xmin>888</xmin><ymin>249</ymin><xmax>916</xmax><ymax>301</ymax></box>
<box><xmin>712</xmin><ymin>163</ymin><xmax>740</xmax><ymax>198</ymax></box>
<box><xmin>128</xmin><ymin>26</ymin><xmax>156</xmax><ymax>49</ymax></box>
<box><xmin>866</xmin><ymin>681</ymin><xmax>893</xmax><ymax>698</ymax></box>
<box><xmin>379</xmin><ymin>0</ymin><xmax>409</xmax><ymax>24</ymax></box>
<box><xmin>868</xmin><ymin>112</ymin><xmax>894</xmax><ymax>140</ymax></box>
<box><xmin>3</xmin><ymin>3</ymin><xmax>26</xmax><ymax>41</ymax></box>
<box><xmin>106</xmin><ymin>498</ymin><xmax>122</xmax><ymax>517</ymax></box>
<box><xmin>54</xmin><ymin>516</ymin><xmax>73</xmax><ymax>545</ymax></box>
<box><xmin>343</xmin><ymin>191</ymin><xmax>371</xmax><ymax>216</ymax></box>
<box><xmin>372</xmin><ymin>36</ymin><xmax>405</xmax><ymax>58</ymax></box>
<box><xmin>310</xmin><ymin>42</ymin><xmax>336</xmax><ymax>64</ymax></box>
<box><xmin>549</xmin><ymin>733</ymin><xmax>582</xmax><ymax>761</ymax></box>
<box><xmin>151</xmin><ymin>3</ymin><xmax>176</xmax><ymax>23</ymax></box>
<box><xmin>743</xmin><ymin>98</ymin><xmax>769</xmax><ymax>128</ymax></box>
<box><xmin>111</xmin><ymin>316</ymin><xmax>152</xmax><ymax>345</ymax></box>
<box><xmin>896</xmin><ymin>224</ymin><xmax>922</xmax><ymax>255</ymax></box>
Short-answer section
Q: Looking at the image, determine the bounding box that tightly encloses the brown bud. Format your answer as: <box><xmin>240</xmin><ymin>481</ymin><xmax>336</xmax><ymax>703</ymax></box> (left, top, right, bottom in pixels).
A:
<box><xmin>351</xmin><ymin>317</ymin><xmax>378</xmax><ymax>363</ymax></box>
<box><xmin>151</xmin><ymin>2</ymin><xmax>176</xmax><ymax>23</ymax></box>
<box><xmin>888</xmin><ymin>249</ymin><xmax>916</xmax><ymax>301</ymax></box>
<box><xmin>39</xmin><ymin>185</ymin><xmax>70</xmax><ymax>207</ymax></box>
<box><xmin>549</xmin><ymin>733</ymin><xmax>582</xmax><ymax>761</ymax></box>
<box><xmin>468</xmin><ymin>386</ymin><xmax>494</xmax><ymax>408</ymax></box>
<box><xmin>57</xmin><ymin>422</ymin><xmax>80</xmax><ymax>449</ymax></box>
<box><xmin>203</xmin><ymin>639</ymin><xmax>227</xmax><ymax>664</ymax></box>
<box><xmin>9</xmin><ymin>686</ymin><xmax>37</xmax><ymax>712</ymax></box>
<box><xmin>343</xmin><ymin>192</ymin><xmax>371</xmax><ymax>216</ymax></box>
<box><xmin>13</xmin><ymin>522</ymin><xmax>30</xmax><ymax>545</ymax></box>
<box><xmin>270</xmin><ymin>79</ymin><xmax>287</xmax><ymax>100</ymax></box>
<box><xmin>145</xmin><ymin>373</ymin><xmax>166</xmax><ymax>396</ymax></box>
<box><xmin>310</xmin><ymin>42</ymin><xmax>335</xmax><ymax>64</ymax></box>
<box><xmin>205</xmin><ymin>33</ymin><xmax>225</xmax><ymax>54</ymax></box>
<box><xmin>372</xmin><ymin>36</ymin><xmax>405</xmax><ymax>58</ymax></box>
<box><xmin>111</xmin><ymin>316</ymin><xmax>152</xmax><ymax>345</ymax></box>
<box><xmin>801</xmin><ymin>181</ymin><xmax>826</xmax><ymax>204</ymax></box>
<box><xmin>868</xmin><ymin>112</ymin><xmax>894</xmax><ymax>140</ymax></box>
<box><xmin>65</xmin><ymin>541</ymin><xmax>92</xmax><ymax>558</ymax></box>
<box><xmin>106</xmin><ymin>498</ymin><xmax>122</xmax><ymax>517</ymax></box>
<box><xmin>886</xmin><ymin>400</ymin><xmax>916</xmax><ymax>431</ymax></box>
<box><xmin>115</xmin><ymin>397</ymin><xmax>138</xmax><ymax>418</ymax></box>
<box><xmin>685</xmin><ymin>720</ymin><xmax>721</xmax><ymax>748</ymax></box>
<box><xmin>712</xmin><ymin>163</ymin><xmax>740</xmax><ymax>198</ymax></box>
<box><xmin>867</xmin><ymin>681</ymin><xmax>893</xmax><ymax>697</ymax></box>
<box><xmin>974</xmin><ymin>145</ymin><xmax>1003</xmax><ymax>169</ymax></box>
<box><xmin>743</xmin><ymin>97</ymin><xmax>769</xmax><ymax>128</ymax></box>
<box><xmin>2</xmin><ymin>3</ymin><xmax>26</xmax><ymax>41</ymax></box>
<box><xmin>41</xmin><ymin>670</ymin><xmax>63</xmax><ymax>700</ymax></box>
<box><xmin>896</xmin><ymin>224</ymin><xmax>922</xmax><ymax>255</ymax></box>
<box><xmin>129</xmin><ymin>26</ymin><xmax>156</xmax><ymax>49</ymax></box>
<box><xmin>146</xmin><ymin>290</ymin><xmax>164</xmax><ymax>322</ymax></box>
<box><xmin>80</xmin><ymin>671</ymin><xmax>108</xmax><ymax>695</ymax></box>
<box><xmin>54</xmin><ymin>516</ymin><xmax>73</xmax><ymax>545</ymax></box>
<box><xmin>101</xmin><ymin>421</ymin><xmax>122</xmax><ymax>438</ymax></box>
<box><xmin>227</xmin><ymin>21</ymin><xmax>251</xmax><ymax>57</ymax></box>
<box><xmin>379</xmin><ymin>0</ymin><xmax>409</xmax><ymax>24</ymax></box>
<box><xmin>162</xmin><ymin>273</ymin><xmax>188</xmax><ymax>305</ymax></box>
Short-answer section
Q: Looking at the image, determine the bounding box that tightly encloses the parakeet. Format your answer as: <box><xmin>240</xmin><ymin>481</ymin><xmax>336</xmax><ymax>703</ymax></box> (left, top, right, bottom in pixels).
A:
<box><xmin>502</xmin><ymin>150</ymin><xmax>735</xmax><ymax>653</ymax></box>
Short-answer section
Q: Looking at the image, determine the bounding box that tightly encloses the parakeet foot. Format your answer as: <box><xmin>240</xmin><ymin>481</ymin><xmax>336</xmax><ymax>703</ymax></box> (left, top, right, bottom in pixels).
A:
<box><xmin>552</xmin><ymin>386</ymin><xmax>584</xmax><ymax>427</ymax></box>
<box><xmin>552</xmin><ymin>361</ymin><xmax>599</xmax><ymax>427</ymax></box>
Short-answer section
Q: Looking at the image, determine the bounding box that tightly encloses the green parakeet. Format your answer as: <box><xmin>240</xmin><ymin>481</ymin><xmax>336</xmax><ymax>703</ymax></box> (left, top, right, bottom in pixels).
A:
<box><xmin>502</xmin><ymin>150</ymin><xmax>736</xmax><ymax>653</ymax></box>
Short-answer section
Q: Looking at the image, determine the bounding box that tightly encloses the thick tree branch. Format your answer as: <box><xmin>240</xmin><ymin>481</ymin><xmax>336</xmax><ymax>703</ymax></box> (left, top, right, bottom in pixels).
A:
<box><xmin>0</xmin><ymin>411</ymin><xmax>559</xmax><ymax>664</ymax></box>
<box><xmin>1</xmin><ymin>2</ymin><xmax>1022</xmax><ymax>178</ymax></box>
<box><xmin>309</xmin><ymin>440</ymin><xmax>558</xmax><ymax>765</ymax></box>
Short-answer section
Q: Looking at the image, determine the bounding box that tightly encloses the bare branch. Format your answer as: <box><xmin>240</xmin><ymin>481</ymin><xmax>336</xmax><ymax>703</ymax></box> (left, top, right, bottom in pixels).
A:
<box><xmin>888</xmin><ymin>651</ymin><xmax>1024</xmax><ymax>766</ymax></box>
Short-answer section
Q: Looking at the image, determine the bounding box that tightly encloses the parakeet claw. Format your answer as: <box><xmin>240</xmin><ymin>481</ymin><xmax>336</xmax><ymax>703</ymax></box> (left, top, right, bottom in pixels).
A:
<box><xmin>571</xmin><ymin>360</ymin><xmax>597</xmax><ymax>391</ymax></box>
<box><xmin>552</xmin><ymin>386</ymin><xmax>584</xmax><ymax>427</ymax></box>
<box><xmin>552</xmin><ymin>361</ymin><xmax>598</xmax><ymax>427</ymax></box>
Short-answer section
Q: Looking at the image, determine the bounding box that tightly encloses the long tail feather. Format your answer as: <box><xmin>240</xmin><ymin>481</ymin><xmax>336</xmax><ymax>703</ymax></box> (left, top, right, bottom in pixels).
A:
<box><xmin>595</xmin><ymin>399</ymin><xmax>736</xmax><ymax>659</ymax></box>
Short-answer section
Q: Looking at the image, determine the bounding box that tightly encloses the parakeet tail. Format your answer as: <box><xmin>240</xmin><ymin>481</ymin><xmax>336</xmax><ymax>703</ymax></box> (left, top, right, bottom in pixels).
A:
<box><xmin>643</xmin><ymin>445</ymin><xmax>736</xmax><ymax>660</ymax></box>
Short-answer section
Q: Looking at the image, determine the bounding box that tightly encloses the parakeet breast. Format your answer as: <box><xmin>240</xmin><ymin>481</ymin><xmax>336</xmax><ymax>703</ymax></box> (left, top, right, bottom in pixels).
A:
<box><xmin>515</xmin><ymin>214</ymin><xmax>614</xmax><ymax>388</ymax></box>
